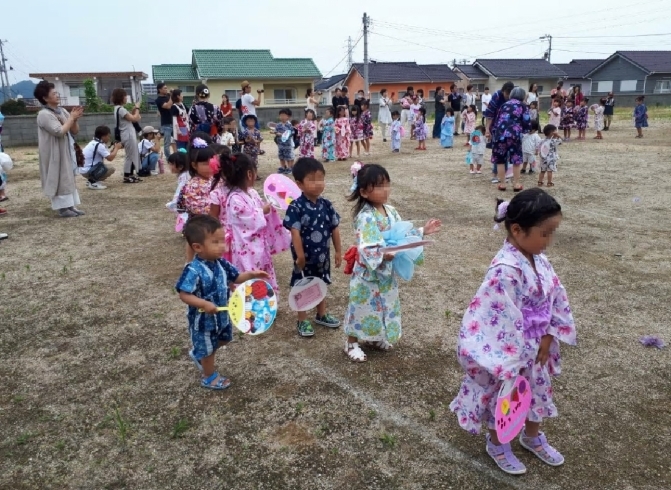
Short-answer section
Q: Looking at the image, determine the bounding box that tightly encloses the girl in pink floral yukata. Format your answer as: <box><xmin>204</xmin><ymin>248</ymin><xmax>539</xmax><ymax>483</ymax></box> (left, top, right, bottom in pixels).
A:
<box><xmin>450</xmin><ymin>188</ymin><xmax>576</xmax><ymax>476</ymax></box>
<box><xmin>222</xmin><ymin>152</ymin><xmax>290</xmax><ymax>291</ymax></box>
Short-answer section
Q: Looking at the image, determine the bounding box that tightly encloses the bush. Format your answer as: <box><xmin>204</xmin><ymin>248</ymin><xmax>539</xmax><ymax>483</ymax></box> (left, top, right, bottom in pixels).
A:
<box><xmin>1</xmin><ymin>99</ymin><xmax>28</xmax><ymax>115</ymax></box>
<box><xmin>83</xmin><ymin>78</ymin><xmax>147</xmax><ymax>113</ymax></box>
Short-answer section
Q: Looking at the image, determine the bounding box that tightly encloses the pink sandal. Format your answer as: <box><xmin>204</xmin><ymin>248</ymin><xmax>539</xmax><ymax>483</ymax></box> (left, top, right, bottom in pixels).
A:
<box><xmin>486</xmin><ymin>434</ymin><xmax>526</xmax><ymax>475</ymax></box>
<box><xmin>519</xmin><ymin>430</ymin><xmax>565</xmax><ymax>466</ymax></box>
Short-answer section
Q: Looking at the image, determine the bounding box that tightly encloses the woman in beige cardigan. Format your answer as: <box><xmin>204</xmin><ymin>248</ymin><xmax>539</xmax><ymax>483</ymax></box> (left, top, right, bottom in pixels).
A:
<box><xmin>34</xmin><ymin>80</ymin><xmax>85</xmax><ymax>218</ymax></box>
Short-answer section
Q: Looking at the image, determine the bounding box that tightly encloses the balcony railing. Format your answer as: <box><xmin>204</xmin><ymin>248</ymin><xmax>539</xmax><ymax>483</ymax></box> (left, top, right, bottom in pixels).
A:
<box><xmin>264</xmin><ymin>98</ymin><xmax>302</xmax><ymax>106</ymax></box>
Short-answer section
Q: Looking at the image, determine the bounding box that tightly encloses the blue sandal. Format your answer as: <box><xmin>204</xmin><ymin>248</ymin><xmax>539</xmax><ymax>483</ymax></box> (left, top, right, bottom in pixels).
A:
<box><xmin>201</xmin><ymin>372</ymin><xmax>231</xmax><ymax>391</ymax></box>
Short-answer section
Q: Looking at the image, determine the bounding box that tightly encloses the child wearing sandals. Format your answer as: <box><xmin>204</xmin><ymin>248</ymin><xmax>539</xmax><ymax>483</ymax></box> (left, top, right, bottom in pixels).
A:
<box><xmin>538</xmin><ymin>124</ymin><xmax>561</xmax><ymax>188</ymax></box>
<box><xmin>176</xmin><ymin>215</ymin><xmax>269</xmax><ymax>391</ymax></box>
<box><xmin>343</xmin><ymin>163</ymin><xmax>441</xmax><ymax>362</ymax></box>
<box><xmin>450</xmin><ymin>188</ymin><xmax>576</xmax><ymax>475</ymax></box>
<box><xmin>283</xmin><ymin>157</ymin><xmax>342</xmax><ymax>338</ymax></box>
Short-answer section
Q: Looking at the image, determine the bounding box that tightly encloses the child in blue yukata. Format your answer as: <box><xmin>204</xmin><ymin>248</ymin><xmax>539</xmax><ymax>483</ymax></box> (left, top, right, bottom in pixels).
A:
<box><xmin>284</xmin><ymin>157</ymin><xmax>342</xmax><ymax>337</ymax></box>
<box><xmin>273</xmin><ymin>108</ymin><xmax>295</xmax><ymax>174</ymax></box>
<box><xmin>176</xmin><ymin>215</ymin><xmax>269</xmax><ymax>391</ymax></box>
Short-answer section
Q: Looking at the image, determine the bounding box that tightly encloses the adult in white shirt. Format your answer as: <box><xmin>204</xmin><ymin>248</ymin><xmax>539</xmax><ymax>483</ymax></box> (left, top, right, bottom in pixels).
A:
<box><xmin>526</xmin><ymin>83</ymin><xmax>539</xmax><ymax>106</ymax></box>
<box><xmin>480</xmin><ymin>87</ymin><xmax>492</xmax><ymax>126</ymax></box>
<box><xmin>378</xmin><ymin>88</ymin><xmax>393</xmax><ymax>142</ymax></box>
<box><xmin>80</xmin><ymin>125</ymin><xmax>120</xmax><ymax>190</ymax></box>
<box><xmin>240</xmin><ymin>80</ymin><xmax>261</xmax><ymax>126</ymax></box>
<box><xmin>306</xmin><ymin>88</ymin><xmax>320</xmax><ymax>111</ymax></box>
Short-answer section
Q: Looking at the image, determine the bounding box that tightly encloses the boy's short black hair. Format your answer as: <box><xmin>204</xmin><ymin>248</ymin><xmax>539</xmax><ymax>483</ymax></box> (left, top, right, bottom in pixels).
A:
<box><xmin>157</xmin><ymin>82</ymin><xmax>166</xmax><ymax>91</ymax></box>
<box><xmin>543</xmin><ymin>124</ymin><xmax>557</xmax><ymax>136</ymax></box>
<box><xmin>94</xmin><ymin>125</ymin><xmax>111</xmax><ymax>139</ymax></box>
<box><xmin>183</xmin><ymin>215</ymin><xmax>222</xmax><ymax>246</ymax></box>
<box><xmin>292</xmin><ymin>157</ymin><xmax>325</xmax><ymax>182</ymax></box>
<box><xmin>391</xmin><ymin>110</ymin><xmax>400</xmax><ymax>117</ymax></box>
<box><xmin>530</xmin><ymin>120</ymin><xmax>540</xmax><ymax>132</ymax></box>
<box><xmin>291</xmin><ymin>119</ymin><xmax>299</xmax><ymax>126</ymax></box>
<box><xmin>279</xmin><ymin>108</ymin><xmax>292</xmax><ymax>116</ymax></box>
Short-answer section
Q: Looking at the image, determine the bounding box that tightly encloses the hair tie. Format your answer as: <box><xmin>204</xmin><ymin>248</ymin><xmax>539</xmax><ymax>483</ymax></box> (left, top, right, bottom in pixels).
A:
<box><xmin>350</xmin><ymin>161</ymin><xmax>363</xmax><ymax>192</ymax></box>
<box><xmin>178</xmin><ymin>148</ymin><xmax>187</xmax><ymax>154</ymax></box>
<box><xmin>493</xmin><ymin>201</ymin><xmax>510</xmax><ymax>230</ymax></box>
<box><xmin>192</xmin><ymin>137</ymin><xmax>208</xmax><ymax>149</ymax></box>
<box><xmin>230</xmin><ymin>155</ymin><xmax>237</xmax><ymax>162</ymax></box>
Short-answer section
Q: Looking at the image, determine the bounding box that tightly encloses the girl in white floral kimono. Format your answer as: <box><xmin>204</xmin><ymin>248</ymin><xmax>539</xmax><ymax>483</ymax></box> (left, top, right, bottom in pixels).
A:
<box><xmin>342</xmin><ymin>163</ymin><xmax>441</xmax><ymax>362</ymax></box>
<box><xmin>450</xmin><ymin>189</ymin><xmax>576</xmax><ymax>476</ymax></box>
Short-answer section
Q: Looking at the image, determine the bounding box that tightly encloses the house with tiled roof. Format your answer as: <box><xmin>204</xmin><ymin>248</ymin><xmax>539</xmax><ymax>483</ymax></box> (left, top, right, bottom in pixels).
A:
<box><xmin>584</xmin><ymin>51</ymin><xmax>671</xmax><ymax>95</ymax></box>
<box><xmin>452</xmin><ymin>64</ymin><xmax>490</xmax><ymax>92</ymax></box>
<box><xmin>342</xmin><ymin>61</ymin><xmax>460</xmax><ymax>103</ymax></box>
<box><xmin>553</xmin><ymin>59</ymin><xmax>604</xmax><ymax>96</ymax></box>
<box><xmin>28</xmin><ymin>71</ymin><xmax>148</xmax><ymax>106</ymax></box>
<box><xmin>472</xmin><ymin>59</ymin><xmax>567</xmax><ymax>95</ymax></box>
<box><xmin>152</xmin><ymin>49</ymin><xmax>321</xmax><ymax>106</ymax></box>
<box><xmin>314</xmin><ymin>74</ymin><xmax>347</xmax><ymax>106</ymax></box>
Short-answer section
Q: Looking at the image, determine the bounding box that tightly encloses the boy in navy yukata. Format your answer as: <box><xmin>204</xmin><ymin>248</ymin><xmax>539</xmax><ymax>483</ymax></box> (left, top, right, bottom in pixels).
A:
<box><xmin>283</xmin><ymin>157</ymin><xmax>342</xmax><ymax>338</ymax></box>
<box><xmin>176</xmin><ymin>215</ymin><xmax>269</xmax><ymax>391</ymax></box>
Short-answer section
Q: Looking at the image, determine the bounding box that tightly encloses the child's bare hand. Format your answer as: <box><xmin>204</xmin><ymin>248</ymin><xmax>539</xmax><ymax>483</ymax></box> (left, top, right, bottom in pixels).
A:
<box><xmin>252</xmin><ymin>271</ymin><xmax>270</xmax><ymax>280</ymax></box>
<box><xmin>424</xmin><ymin>219</ymin><xmax>442</xmax><ymax>235</ymax></box>
<box><xmin>334</xmin><ymin>252</ymin><xmax>342</xmax><ymax>269</ymax></box>
<box><xmin>535</xmin><ymin>334</ymin><xmax>553</xmax><ymax>366</ymax></box>
<box><xmin>295</xmin><ymin>256</ymin><xmax>306</xmax><ymax>270</ymax></box>
<box><xmin>202</xmin><ymin>302</ymin><xmax>219</xmax><ymax>315</ymax></box>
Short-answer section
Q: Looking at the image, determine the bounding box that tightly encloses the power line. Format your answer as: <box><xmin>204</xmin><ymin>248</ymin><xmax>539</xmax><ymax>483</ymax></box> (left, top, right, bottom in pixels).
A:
<box><xmin>370</xmin><ymin>30</ymin><xmax>471</xmax><ymax>58</ymax></box>
<box><xmin>554</xmin><ymin>32</ymin><xmax>671</xmax><ymax>39</ymax></box>
<box><xmin>322</xmin><ymin>34</ymin><xmax>363</xmax><ymax>78</ymax></box>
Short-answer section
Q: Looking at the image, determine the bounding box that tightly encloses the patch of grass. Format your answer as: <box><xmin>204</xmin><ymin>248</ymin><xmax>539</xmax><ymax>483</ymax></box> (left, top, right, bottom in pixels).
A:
<box><xmin>61</xmin><ymin>265</ymin><xmax>68</xmax><ymax>275</ymax></box>
<box><xmin>25</xmin><ymin>265</ymin><xmax>30</xmax><ymax>271</ymax></box>
<box><xmin>54</xmin><ymin>440</ymin><xmax>66</xmax><ymax>451</ymax></box>
<box><xmin>12</xmin><ymin>395</ymin><xmax>25</xmax><ymax>403</ymax></box>
<box><xmin>330</xmin><ymin>447</ymin><xmax>339</xmax><ymax>455</ymax></box>
<box><xmin>295</xmin><ymin>402</ymin><xmax>305</xmax><ymax>414</ymax></box>
<box><xmin>368</xmin><ymin>409</ymin><xmax>377</xmax><ymax>419</ymax></box>
<box><xmin>169</xmin><ymin>346</ymin><xmax>180</xmax><ymax>359</ymax></box>
<box><xmin>16</xmin><ymin>432</ymin><xmax>34</xmax><ymax>446</ymax></box>
<box><xmin>112</xmin><ymin>407</ymin><xmax>130</xmax><ymax>444</ymax></box>
<box><xmin>429</xmin><ymin>409</ymin><xmax>436</xmax><ymax>421</ymax></box>
<box><xmin>171</xmin><ymin>418</ymin><xmax>190</xmax><ymax>439</ymax></box>
<box><xmin>444</xmin><ymin>309</ymin><xmax>452</xmax><ymax>319</ymax></box>
<box><xmin>379</xmin><ymin>432</ymin><xmax>397</xmax><ymax>448</ymax></box>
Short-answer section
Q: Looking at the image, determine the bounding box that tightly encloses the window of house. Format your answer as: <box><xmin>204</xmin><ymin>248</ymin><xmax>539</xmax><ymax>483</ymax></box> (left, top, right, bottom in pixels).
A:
<box><xmin>223</xmin><ymin>89</ymin><xmax>238</xmax><ymax>102</ymax></box>
<box><xmin>596</xmin><ymin>81</ymin><xmax>613</xmax><ymax>93</ymax></box>
<box><xmin>654</xmin><ymin>80</ymin><xmax>671</xmax><ymax>94</ymax></box>
<box><xmin>178</xmin><ymin>85</ymin><xmax>196</xmax><ymax>94</ymax></box>
<box><xmin>398</xmin><ymin>91</ymin><xmax>406</xmax><ymax>99</ymax></box>
<box><xmin>370</xmin><ymin>92</ymin><xmax>380</xmax><ymax>104</ymax></box>
<box><xmin>620</xmin><ymin>80</ymin><xmax>638</xmax><ymax>92</ymax></box>
<box><xmin>536</xmin><ymin>85</ymin><xmax>544</xmax><ymax>94</ymax></box>
<box><xmin>429</xmin><ymin>90</ymin><xmax>436</xmax><ymax>99</ymax></box>
<box><xmin>474</xmin><ymin>83</ymin><xmax>486</xmax><ymax>93</ymax></box>
<box><xmin>68</xmin><ymin>85</ymin><xmax>86</xmax><ymax>97</ymax></box>
<box><xmin>273</xmin><ymin>88</ymin><xmax>297</xmax><ymax>102</ymax></box>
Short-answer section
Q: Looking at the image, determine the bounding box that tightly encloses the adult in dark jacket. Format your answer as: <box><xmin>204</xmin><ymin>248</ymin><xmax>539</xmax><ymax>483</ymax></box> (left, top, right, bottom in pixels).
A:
<box><xmin>433</xmin><ymin>86</ymin><xmax>446</xmax><ymax>139</ymax></box>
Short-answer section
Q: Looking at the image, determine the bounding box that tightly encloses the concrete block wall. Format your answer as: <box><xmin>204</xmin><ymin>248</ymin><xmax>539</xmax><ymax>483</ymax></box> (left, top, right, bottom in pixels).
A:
<box><xmin>2</xmin><ymin>112</ymin><xmax>160</xmax><ymax>148</ymax></box>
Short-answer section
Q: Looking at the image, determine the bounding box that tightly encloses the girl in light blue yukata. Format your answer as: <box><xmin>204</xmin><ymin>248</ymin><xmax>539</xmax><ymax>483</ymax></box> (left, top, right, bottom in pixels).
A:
<box><xmin>441</xmin><ymin>109</ymin><xmax>455</xmax><ymax>148</ymax></box>
<box><xmin>342</xmin><ymin>163</ymin><xmax>441</xmax><ymax>362</ymax></box>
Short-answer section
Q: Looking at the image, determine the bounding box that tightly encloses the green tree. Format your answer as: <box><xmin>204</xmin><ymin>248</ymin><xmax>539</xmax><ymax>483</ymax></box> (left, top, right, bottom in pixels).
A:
<box><xmin>0</xmin><ymin>99</ymin><xmax>27</xmax><ymax>115</ymax></box>
<box><xmin>83</xmin><ymin>78</ymin><xmax>102</xmax><ymax>112</ymax></box>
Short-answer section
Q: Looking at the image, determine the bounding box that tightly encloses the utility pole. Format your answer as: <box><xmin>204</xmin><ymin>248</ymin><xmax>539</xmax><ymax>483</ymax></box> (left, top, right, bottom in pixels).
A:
<box><xmin>363</xmin><ymin>12</ymin><xmax>370</xmax><ymax>95</ymax></box>
<box><xmin>540</xmin><ymin>34</ymin><xmax>553</xmax><ymax>63</ymax></box>
<box><xmin>347</xmin><ymin>36</ymin><xmax>354</xmax><ymax>71</ymax></box>
<box><xmin>0</xmin><ymin>40</ymin><xmax>10</xmax><ymax>102</ymax></box>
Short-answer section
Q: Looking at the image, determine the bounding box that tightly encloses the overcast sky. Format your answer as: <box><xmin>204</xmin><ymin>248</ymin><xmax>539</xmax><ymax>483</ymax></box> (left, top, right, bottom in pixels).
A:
<box><xmin>4</xmin><ymin>0</ymin><xmax>671</xmax><ymax>84</ymax></box>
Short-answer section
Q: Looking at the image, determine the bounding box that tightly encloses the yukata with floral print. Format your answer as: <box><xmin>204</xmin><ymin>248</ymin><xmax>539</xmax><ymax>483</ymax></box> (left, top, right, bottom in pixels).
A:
<box><xmin>491</xmin><ymin>99</ymin><xmax>531</xmax><ymax>168</ymax></box>
<box><xmin>225</xmin><ymin>188</ymin><xmax>290</xmax><ymax>291</ymax></box>
<box><xmin>241</xmin><ymin>128</ymin><xmax>263</xmax><ymax>165</ymax></box>
<box><xmin>334</xmin><ymin>116</ymin><xmax>351</xmax><ymax>160</ymax></box>
<box><xmin>178</xmin><ymin>175</ymin><xmax>212</xmax><ymax>219</ymax></box>
<box><xmin>450</xmin><ymin>240</ymin><xmax>577</xmax><ymax>434</ymax></box>
<box><xmin>299</xmin><ymin>119</ymin><xmax>316</xmax><ymax>158</ymax></box>
<box><xmin>344</xmin><ymin>204</ymin><xmax>424</xmax><ymax>345</ymax></box>
<box><xmin>321</xmin><ymin>116</ymin><xmax>336</xmax><ymax>161</ymax></box>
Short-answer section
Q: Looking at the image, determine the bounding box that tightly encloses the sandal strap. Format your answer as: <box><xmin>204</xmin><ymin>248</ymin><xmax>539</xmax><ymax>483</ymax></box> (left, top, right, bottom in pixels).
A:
<box><xmin>345</xmin><ymin>342</ymin><xmax>367</xmax><ymax>362</ymax></box>
<box><xmin>521</xmin><ymin>431</ymin><xmax>563</xmax><ymax>463</ymax></box>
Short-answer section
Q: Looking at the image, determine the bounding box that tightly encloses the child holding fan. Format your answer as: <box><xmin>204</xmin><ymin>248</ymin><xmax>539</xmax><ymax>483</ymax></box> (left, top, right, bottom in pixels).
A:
<box><xmin>450</xmin><ymin>188</ymin><xmax>576</xmax><ymax>475</ymax></box>
<box><xmin>343</xmin><ymin>163</ymin><xmax>441</xmax><ymax>362</ymax></box>
<box><xmin>590</xmin><ymin>99</ymin><xmax>606</xmax><ymax>140</ymax></box>
<box><xmin>176</xmin><ymin>215</ymin><xmax>270</xmax><ymax>391</ymax></box>
<box><xmin>222</xmin><ymin>152</ymin><xmax>290</xmax><ymax>292</ymax></box>
<box><xmin>283</xmin><ymin>158</ymin><xmax>342</xmax><ymax>337</ymax></box>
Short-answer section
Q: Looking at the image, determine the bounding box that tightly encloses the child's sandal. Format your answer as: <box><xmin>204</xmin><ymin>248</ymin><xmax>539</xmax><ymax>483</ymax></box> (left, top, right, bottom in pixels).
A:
<box><xmin>365</xmin><ymin>339</ymin><xmax>393</xmax><ymax>352</ymax></box>
<box><xmin>546</xmin><ymin>182</ymin><xmax>555</xmax><ymax>187</ymax></box>
<box><xmin>486</xmin><ymin>434</ymin><xmax>527</xmax><ymax>475</ymax></box>
<box><xmin>345</xmin><ymin>341</ymin><xmax>367</xmax><ymax>362</ymax></box>
<box><xmin>537</xmin><ymin>181</ymin><xmax>544</xmax><ymax>187</ymax></box>
<box><xmin>201</xmin><ymin>372</ymin><xmax>231</xmax><ymax>391</ymax></box>
<box><xmin>518</xmin><ymin>430</ymin><xmax>565</xmax><ymax>466</ymax></box>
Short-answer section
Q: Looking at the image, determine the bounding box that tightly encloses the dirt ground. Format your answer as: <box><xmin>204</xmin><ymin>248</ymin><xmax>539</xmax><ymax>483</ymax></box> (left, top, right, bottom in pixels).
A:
<box><xmin>1</xmin><ymin>118</ymin><xmax>670</xmax><ymax>490</ymax></box>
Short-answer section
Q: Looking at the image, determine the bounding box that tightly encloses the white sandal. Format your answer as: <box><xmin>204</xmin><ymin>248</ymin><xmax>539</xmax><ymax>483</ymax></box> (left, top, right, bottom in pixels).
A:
<box><xmin>345</xmin><ymin>341</ymin><xmax>367</xmax><ymax>362</ymax></box>
<box><xmin>367</xmin><ymin>339</ymin><xmax>394</xmax><ymax>351</ymax></box>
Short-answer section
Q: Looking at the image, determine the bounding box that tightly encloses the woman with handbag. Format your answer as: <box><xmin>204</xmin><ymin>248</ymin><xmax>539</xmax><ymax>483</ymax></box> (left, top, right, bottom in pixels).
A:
<box><xmin>34</xmin><ymin>80</ymin><xmax>85</xmax><ymax>218</ymax></box>
<box><xmin>171</xmin><ymin>89</ymin><xmax>190</xmax><ymax>151</ymax></box>
<box><xmin>112</xmin><ymin>88</ymin><xmax>143</xmax><ymax>183</ymax></box>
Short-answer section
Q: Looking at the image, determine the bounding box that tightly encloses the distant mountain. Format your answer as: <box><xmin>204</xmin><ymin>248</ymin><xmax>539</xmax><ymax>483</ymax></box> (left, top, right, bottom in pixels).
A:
<box><xmin>0</xmin><ymin>80</ymin><xmax>37</xmax><ymax>103</ymax></box>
